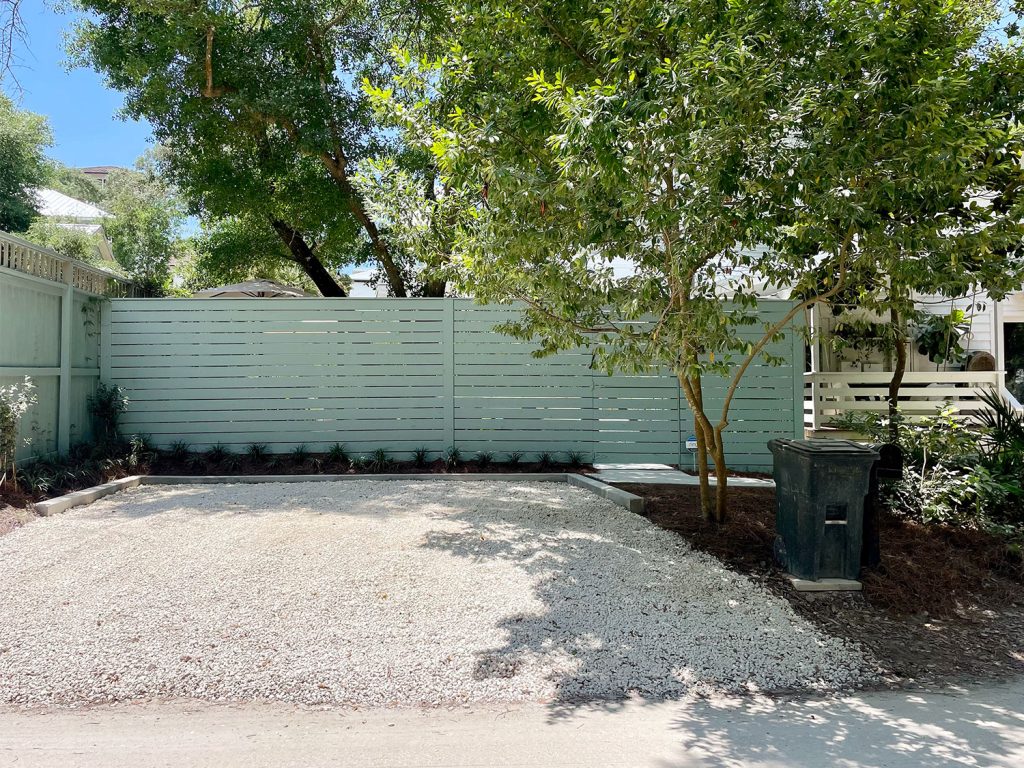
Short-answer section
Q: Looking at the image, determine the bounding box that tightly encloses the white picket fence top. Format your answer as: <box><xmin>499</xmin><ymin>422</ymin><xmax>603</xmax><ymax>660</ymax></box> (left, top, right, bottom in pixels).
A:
<box><xmin>0</xmin><ymin>230</ymin><xmax>133</xmax><ymax>297</ymax></box>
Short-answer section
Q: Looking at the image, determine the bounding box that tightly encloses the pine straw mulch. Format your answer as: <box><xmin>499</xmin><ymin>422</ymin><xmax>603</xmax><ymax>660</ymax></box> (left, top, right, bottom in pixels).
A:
<box><xmin>616</xmin><ymin>483</ymin><xmax>1024</xmax><ymax>689</ymax></box>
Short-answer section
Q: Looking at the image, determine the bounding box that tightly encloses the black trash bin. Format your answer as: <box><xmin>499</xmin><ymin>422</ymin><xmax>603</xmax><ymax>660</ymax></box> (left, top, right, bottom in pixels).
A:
<box><xmin>768</xmin><ymin>439</ymin><xmax>879</xmax><ymax>582</ymax></box>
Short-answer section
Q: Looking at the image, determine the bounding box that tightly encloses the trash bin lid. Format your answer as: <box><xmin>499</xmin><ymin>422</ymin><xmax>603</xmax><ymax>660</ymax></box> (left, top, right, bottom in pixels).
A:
<box><xmin>769</xmin><ymin>438</ymin><xmax>878</xmax><ymax>456</ymax></box>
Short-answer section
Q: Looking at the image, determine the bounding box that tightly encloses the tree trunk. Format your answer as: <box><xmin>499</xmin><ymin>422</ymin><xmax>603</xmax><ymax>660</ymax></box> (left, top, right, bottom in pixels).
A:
<box><xmin>420</xmin><ymin>277</ymin><xmax>448</xmax><ymax>298</ymax></box>
<box><xmin>270</xmin><ymin>220</ymin><xmax>347</xmax><ymax>297</ymax></box>
<box><xmin>887</xmin><ymin>306</ymin><xmax>907</xmax><ymax>444</ymax></box>
<box><xmin>679</xmin><ymin>371</ymin><xmax>717</xmax><ymax>522</ymax></box>
<box><xmin>710</xmin><ymin>427</ymin><xmax>730</xmax><ymax>524</ymax></box>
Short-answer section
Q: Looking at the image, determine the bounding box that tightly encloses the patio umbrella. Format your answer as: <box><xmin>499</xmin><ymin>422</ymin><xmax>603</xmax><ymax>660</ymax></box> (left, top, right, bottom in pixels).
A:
<box><xmin>192</xmin><ymin>280</ymin><xmax>315</xmax><ymax>298</ymax></box>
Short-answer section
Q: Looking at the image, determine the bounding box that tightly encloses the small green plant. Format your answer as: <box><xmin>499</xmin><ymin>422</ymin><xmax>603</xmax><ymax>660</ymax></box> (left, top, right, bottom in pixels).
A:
<box><xmin>291</xmin><ymin>444</ymin><xmax>310</xmax><ymax>464</ymax></box>
<box><xmin>412</xmin><ymin>446</ymin><xmax>431</xmax><ymax>468</ymax></box>
<box><xmin>246</xmin><ymin>443</ymin><xmax>268</xmax><ymax>461</ymax></box>
<box><xmin>444</xmin><ymin>446</ymin><xmax>461</xmax><ymax>472</ymax></box>
<box><xmin>87</xmin><ymin>383</ymin><xmax>128</xmax><ymax>444</ymax></box>
<box><xmin>127</xmin><ymin>434</ymin><xmax>156</xmax><ymax>470</ymax></box>
<box><xmin>506</xmin><ymin>451</ymin><xmax>523</xmax><ymax>467</ymax></box>
<box><xmin>475</xmin><ymin>451</ymin><xmax>494</xmax><ymax>469</ymax></box>
<box><xmin>537</xmin><ymin>452</ymin><xmax>554</xmax><ymax>470</ymax></box>
<box><xmin>351</xmin><ymin>455</ymin><xmax>368</xmax><ymax>471</ymax></box>
<box><xmin>368</xmin><ymin>448</ymin><xmax>392</xmax><ymax>473</ymax></box>
<box><xmin>305</xmin><ymin>456</ymin><xmax>324</xmax><ymax>473</ymax></box>
<box><xmin>206</xmin><ymin>443</ymin><xmax>230</xmax><ymax>463</ymax></box>
<box><xmin>167</xmin><ymin>440</ymin><xmax>191</xmax><ymax>461</ymax></box>
<box><xmin>327</xmin><ymin>443</ymin><xmax>350</xmax><ymax>465</ymax></box>
<box><xmin>566</xmin><ymin>450</ymin><xmax>585</xmax><ymax>469</ymax></box>
<box><xmin>223</xmin><ymin>453</ymin><xmax>244</xmax><ymax>472</ymax></box>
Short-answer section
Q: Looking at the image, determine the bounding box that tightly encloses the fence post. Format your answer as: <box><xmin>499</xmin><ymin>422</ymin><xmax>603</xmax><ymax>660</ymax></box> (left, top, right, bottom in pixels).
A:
<box><xmin>793</xmin><ymin>310</ymin><xmax>807</xmax><ymax>439</ymax></box>
<box><xmin>57</xmin><ymin>259</ymin><xmax>74</xmax><ymax>453</ymax></box>
<box><xmin>100</xmin><ymin>299</ymin><xmax>111</xmax><ymax>384</ymax></box>
<box><xmin>442</xmin><ymin>299</ymin><xmax>455</xmax><ymax>450</ymax></box>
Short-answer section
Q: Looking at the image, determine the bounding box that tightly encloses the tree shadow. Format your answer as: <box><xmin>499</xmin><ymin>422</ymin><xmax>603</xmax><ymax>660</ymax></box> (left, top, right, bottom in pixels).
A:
<box><xmin>658</xmin><ymin>683</ymin><xmax>1024</xmax><ymax>767</ymax></box>
<box><xmin>416</xmin><ymin>482</ymin><xmax>869</xmax><ymax>720</ymax></box>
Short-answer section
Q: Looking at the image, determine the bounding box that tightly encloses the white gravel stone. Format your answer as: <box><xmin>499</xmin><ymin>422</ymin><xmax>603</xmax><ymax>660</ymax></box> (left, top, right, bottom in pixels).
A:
<box><xmin>0</xmin><ymin>480</ymin><xmax>871</xmax><ymax>707</ymax></box>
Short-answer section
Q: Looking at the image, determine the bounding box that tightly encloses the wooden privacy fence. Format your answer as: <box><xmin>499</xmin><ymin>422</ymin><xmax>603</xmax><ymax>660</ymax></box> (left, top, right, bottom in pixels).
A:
<box><xmin>0</xmin><ymin>232</ymin><xmax>134</xmax><ymax>461</ymax></box>
<box><xmin>104</xmin><ymin>298</ymin><xmax>804</xmax><ymax>470</ymax></box>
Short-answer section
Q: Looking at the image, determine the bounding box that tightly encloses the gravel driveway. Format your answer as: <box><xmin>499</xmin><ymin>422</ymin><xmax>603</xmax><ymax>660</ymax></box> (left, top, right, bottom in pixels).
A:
<box><xmin>0</xmin><ymin>480</ymin><xmax>870</xmax><ymax>707</ymax></box>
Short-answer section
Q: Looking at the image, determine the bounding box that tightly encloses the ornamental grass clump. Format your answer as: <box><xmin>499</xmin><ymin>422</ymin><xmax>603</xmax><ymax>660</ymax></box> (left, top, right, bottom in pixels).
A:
<box><xmin>0</xmin><ymin>377</ymin><xmax>36</xmax><ymax>488</ymax></box>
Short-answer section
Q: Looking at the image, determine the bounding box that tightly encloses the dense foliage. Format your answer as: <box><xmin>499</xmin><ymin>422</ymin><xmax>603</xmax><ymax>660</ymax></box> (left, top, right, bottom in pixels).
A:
<box><xmin>366</xmin><ymin>0</ymin><xmax>1024</xmax><ymax>519</ymax></box>
<box><xmin>0</xmin><ymin>95</ymin><xmax>50</xmax><ymax>232</ymax></box>
<box><xmin>70</xmin><ymin>0</ymin><xmax>448</xmax><ymax>297</ymax></box>
<box><xmin>838</xmin><ymin>398</ymin><xmax>1024</xmax><ymax>547</ymax></box>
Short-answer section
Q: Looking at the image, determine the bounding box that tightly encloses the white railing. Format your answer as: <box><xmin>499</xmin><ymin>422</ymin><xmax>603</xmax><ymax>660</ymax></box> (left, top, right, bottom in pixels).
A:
<box><xmin>805</xmin><ymin>371</ymin><xmax>1003</xmax><ymax>430</ymax></box>
<box><xmin>0</xmin><ymin>230</ymin><xmax>134</xmax><ymax>297</ymax></box>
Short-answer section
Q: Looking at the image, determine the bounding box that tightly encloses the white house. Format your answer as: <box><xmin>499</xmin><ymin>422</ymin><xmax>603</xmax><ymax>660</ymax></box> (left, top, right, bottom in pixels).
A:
<box><xmin>32</xmin><ymin>188</ymin><xmax>116</xmax><ymax>264</ymax></box>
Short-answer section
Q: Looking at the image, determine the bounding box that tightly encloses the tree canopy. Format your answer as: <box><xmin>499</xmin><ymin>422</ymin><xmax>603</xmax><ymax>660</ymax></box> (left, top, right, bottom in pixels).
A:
<box><xmin>0</xmin><ymin>94</ymin><xmax>50</xmax><ymax>232</ymax></box>
<box><xmin>368</xmin><ymin>0</ymin><xmax>1024</xmax><ymax>519</ymax></box>
<box><xmin>71</xmin><ymin>0</ymin><xmax>447</xmax><ymax>297</ymax></box>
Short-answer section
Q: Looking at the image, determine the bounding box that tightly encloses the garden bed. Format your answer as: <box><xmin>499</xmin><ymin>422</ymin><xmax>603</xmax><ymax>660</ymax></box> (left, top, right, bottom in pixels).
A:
<box><xmin>617</xmin><ymin>483</ymin><xmax>1024</xmax><ymax>688</ymax></box>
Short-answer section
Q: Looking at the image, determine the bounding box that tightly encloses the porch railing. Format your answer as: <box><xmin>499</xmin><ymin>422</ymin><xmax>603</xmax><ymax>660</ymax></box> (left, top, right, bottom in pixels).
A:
<box><xmin>804</xmin><ymin>371</ymin><xmax>1003</xmax><ymax>431</ymax></box>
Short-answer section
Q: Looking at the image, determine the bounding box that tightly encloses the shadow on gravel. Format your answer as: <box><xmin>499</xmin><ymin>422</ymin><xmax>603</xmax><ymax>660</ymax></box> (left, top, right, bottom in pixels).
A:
<box><xmin>418</xmin><ymin>485</ymin><xmax>867</xmax><ymax>723</ymax></box>
<box><xmin>658</xmin><ymin>685</ymin><xmax>1024</xmax><ymax>768</ymax></box>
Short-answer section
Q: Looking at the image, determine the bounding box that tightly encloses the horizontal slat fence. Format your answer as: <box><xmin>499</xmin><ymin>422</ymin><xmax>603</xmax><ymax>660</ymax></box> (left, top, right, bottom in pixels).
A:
<box><xmin>105</xmin><ymin>298</ymin><xmax>803</xmax><ymax>470</ymax></box>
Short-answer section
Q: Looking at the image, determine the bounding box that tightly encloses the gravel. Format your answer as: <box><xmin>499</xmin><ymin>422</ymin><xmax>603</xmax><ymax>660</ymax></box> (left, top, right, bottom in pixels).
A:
<box><xmin>0</xmin><ymin>480</ymin><xmax>872</xmax><ymax>707</ymax></box>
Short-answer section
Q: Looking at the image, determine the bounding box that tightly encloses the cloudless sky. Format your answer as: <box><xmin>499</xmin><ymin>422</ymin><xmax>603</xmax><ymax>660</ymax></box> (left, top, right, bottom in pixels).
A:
<box><xmin>6</xmin><ymin>0</ymin><xmax>154</xmax><ymax>169</ymax></box>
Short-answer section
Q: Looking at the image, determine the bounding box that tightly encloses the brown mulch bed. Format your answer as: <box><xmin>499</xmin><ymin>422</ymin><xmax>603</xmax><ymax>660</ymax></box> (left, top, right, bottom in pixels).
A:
<box><xmin>617</xmin><ymin>483</ymin><xmax>1024</xmax><ymax>689</ymax></box>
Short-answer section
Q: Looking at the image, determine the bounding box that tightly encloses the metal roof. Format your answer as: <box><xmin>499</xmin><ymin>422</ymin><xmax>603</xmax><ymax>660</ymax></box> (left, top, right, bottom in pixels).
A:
<box><xmin>32</xmin><ymin>188</ymin><xmax>110</xmax><ymax>221</ymax></box>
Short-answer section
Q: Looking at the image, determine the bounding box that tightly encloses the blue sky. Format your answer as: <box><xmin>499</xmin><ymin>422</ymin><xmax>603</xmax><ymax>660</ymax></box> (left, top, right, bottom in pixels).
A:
<box><xmin>7</xmin><ymin>0</ymin><xmax>154</xmax><ymax>169</ymax></box>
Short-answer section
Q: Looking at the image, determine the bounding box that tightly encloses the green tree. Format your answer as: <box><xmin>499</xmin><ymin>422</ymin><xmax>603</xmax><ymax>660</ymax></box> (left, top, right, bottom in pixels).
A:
<box><xmin>101</xmin><ymin>163</ymin><xmax>181</xmax><ymax>291</ymax></box>
<box><xmin>183</xmin><ymin>216</ymin><xmax>324</xmax><ymax>294</ymax></box>
<box><xmin>44</xmin><ymin>161</ymin><xmax>103</xmax><ymax>204</ymax></box>
<box><xmin>0</xmin><ymin>94</ymin><xmax>50</xmax><ymax>232</ymax></box>
<box><xmin>71</xmin><ymin>0</ymin><xmax>445</xmax><ymax>297</ymax></box>
<box><xmin>21</xmin><ymin>219</ymin><xmax>104</xmax><ymax>265</ymax></box>
<box><xmin>372</xmin><ymin>0</ymin><xmax>1024</xmax><ymax>520</ymax></box>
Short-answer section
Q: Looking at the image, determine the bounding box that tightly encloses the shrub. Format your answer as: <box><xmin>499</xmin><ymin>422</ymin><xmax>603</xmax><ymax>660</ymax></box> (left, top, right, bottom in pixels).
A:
<box><xmin>368</xmin><ymin>448</ymin><xmax>392</xmax><ymax>473</ymax></box>
<box><xmin>475</xmin><ymin>451</ymin><xmax>494</xmax><ymax>469</ymax></box>
<box><xmin>0</xmin><ymin>376</ymin><xmax>35</xmax><ymax>487</ymax></box>
<box><xmin>87</xmin><ymin>383</ymin><xmax>128</xmax><ymax>444</ymax></box>
<box><xmin>290</xmin><ymin>444</ymin><xmax>310</xmax><ymax>464</ymax></box>
<box><xmin>565</xmin><ymin>450</ymin><xmax>585</xmax><ymax>469</ymax></box>
<box><xmin>223</xmin><ymin>453</ymin><xmax>244</xmax><ymax>472</ymax></box>
<box><xmin>444</xmin><ymin>446</ymin><xmax>461</xmax><ymax>472</ymax></box>
<box><xmin>327</xmin><ymin>443</ymin><xmax>349</xmax><ymax>465</ymax></box>
<box><xmin>537</xmin><ymin>452</ymin><xmax>554</xmax><ymax>471</ymax></box>
<box><xmin>412</xmin><ymin>446</ymin><xmax>431</xmax><ymax>468</ymax></box>
<box><xmin>127</xmin><ymin>434</ymin><xmax>157</xmax><ymax>470</ymax></box>
<box><xmin>185</xmin><ymin>452</ymin><xmax>207</xmax><ymax>472</ymax></box>
<box><xmin>506</xmin><ymin>451</ymin><xmax>523</xmax><ymax>467</ymax></box>
<box><xmin>246</xmin><ymin>443</ymin><xmax>268</xmax><ymax>461</ymax></box>
<box><xmin>167</xmin><ymin>440</ymin><xmax>191</xmax><ymax>461</ymax></box>
<box><xmin>206</xmin><ymin>443</ymin><xmax>230</xmax><ymax>463</ymax></box>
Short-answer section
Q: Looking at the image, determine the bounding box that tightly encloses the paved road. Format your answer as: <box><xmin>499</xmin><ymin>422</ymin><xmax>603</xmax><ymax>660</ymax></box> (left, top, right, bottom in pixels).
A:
<box><xmin>2</xmin><ymin>681</ymin><xmax>1022</xmax><ymax>767</ymax></box>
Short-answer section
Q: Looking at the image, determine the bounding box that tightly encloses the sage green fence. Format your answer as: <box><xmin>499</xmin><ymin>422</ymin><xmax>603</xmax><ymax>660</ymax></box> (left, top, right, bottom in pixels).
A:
<box><xmin>1</xmin><ymin>232</ymin><xmax>132</xmax><ymax>461</ymax></box>
<box><xmin>104</xmin><ymin>298</ymin><xmax>803</xmax><ymax>470</ymax></box>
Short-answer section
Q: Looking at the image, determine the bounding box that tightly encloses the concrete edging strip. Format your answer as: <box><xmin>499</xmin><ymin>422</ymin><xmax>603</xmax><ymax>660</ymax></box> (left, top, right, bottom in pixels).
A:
<box><xmin>566</xmin><ymin>474</ymin><xmax>645</xmax><ymax>514</ymax></box>
<box><xmin>33</xmin><ymin>475</ymin><xmax>144</xmax><ymax>516</ymax></box>
<box><xmin>31</xmin><ymin>472</ymin><xmax>645</xmax><ymax>517</ymax></box>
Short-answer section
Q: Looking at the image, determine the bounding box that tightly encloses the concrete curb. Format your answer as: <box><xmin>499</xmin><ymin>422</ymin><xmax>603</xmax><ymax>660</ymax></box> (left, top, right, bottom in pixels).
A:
<box><xmin>567</xmin><ymin>474</ymin><xmax>645</xmax><ymax>514</ymax></box>
<box><xmin>32</xmin><ymin>472</ymin><xmax>645</xmax><ymax>517</ymax></box>
<box><xmin>33</xmin><ymin>475</ymin><xmax>144</xmax><ymax>516</ymax></box>
<box><xmin>142</xmin><ymin>473</ymin><xmax>570</xmax><ymax>485</ymax></box>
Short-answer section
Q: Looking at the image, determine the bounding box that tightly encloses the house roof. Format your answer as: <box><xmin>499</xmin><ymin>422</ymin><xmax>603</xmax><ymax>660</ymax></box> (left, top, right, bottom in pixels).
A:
<box><xmin>33</xmin><ymin>188</ymin><xmax>110</xmax><ymax>221</ymax></box>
